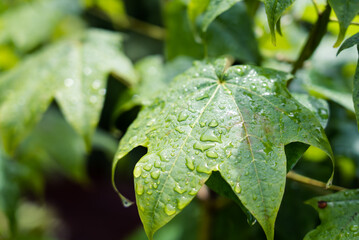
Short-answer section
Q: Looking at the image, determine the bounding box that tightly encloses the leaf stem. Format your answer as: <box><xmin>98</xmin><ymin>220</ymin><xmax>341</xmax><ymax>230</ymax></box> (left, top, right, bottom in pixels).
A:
<box><xmin>290</xmin><ymin>4</ymin><xmax>331</xmax><ymax>76</ymax></box>
<box><xmin>286</xmin><ymin>171</ymin><xmax>346</xmax><ymax>191</ymax></box>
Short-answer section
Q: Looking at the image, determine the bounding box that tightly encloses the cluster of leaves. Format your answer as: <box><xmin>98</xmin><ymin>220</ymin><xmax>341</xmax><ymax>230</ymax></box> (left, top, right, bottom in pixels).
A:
<box><xmin>1</xmin><ymin>0</ymin><xmax>359</xmax><ymax>239</ymax></box>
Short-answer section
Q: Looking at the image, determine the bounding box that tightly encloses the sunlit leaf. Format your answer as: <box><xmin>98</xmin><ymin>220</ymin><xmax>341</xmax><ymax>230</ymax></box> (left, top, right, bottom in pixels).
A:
<box><xmin>113</xmin><ymin>58</ymin><xmax>333</xmax><ymax>240</ymax></box>
<box><xmin>0</xmin><ymin>0</ymin><xmax>81</xmax><ymax>51</ymax></box>
<box><xmin>305</xmin><ymin>189</ymin><xmax>359</xmax><ymax>239</ymax></box>
<box><xmin>301</xmin><ymin>70</ymin><xmax>354</xmax><ymax>112</ymax></box>
<box><xmin>16</xmin><ymin>108</ymin><xmax>87</xmax><ymax>182</ymax></box>
<box><xmin>200</xmin><ymin>0</ymin><xmax>241</xmax><ymax>32</ymax></box>
<box><xmin>328</xmin><ymin>0</ymin><xmax>359</xmax><ymax>47</ymax></box>
<box><xmin>0</xmin><ymin>29</ymin><xmax>137</xmax><ymax>153</ymax></box>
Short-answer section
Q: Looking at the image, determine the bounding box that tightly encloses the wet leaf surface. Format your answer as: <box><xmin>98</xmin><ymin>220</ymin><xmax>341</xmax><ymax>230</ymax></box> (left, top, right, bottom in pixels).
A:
<box><xmin>113</xmin><ymin>58</ymin><xmax>333</xmax><ymax>240</ymax></box>
<box><xmin>0</xmin><ymin>29</ymin><xmax>137</xmax><ymax>153</ymax></box>
<box><xmin>305</xmin><ymin>189</ymin><xmax>359</xmax><ymax>240</ymax></box>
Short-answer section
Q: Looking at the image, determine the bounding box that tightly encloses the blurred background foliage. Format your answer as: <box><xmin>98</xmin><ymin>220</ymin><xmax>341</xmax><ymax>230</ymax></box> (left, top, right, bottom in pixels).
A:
<box><xmin>0</xmin><ymin>0</ymin><xmax>358</xmax><ymax>239</ymax></box>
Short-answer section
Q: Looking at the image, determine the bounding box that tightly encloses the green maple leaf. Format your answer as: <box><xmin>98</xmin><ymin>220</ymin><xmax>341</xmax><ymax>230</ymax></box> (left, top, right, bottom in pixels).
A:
<box><xmin>305</xmin><ymin>189</ymin><xmax>359</xmax><ymax>240</ymax></box>
<box><xmin>112</xmin><ymin>59</ymin><xmax>333</xmax><ymax>240</ymax></box>
<box><xmin>0</xmin><ymin>29</ymin><xmax>137</xmax><ymax>153</ymax></box>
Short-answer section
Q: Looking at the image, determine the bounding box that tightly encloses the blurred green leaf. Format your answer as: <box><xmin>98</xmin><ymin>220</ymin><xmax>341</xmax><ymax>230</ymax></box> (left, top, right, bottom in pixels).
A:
<box><xmin>113</xmin><ymin>59</ymin><xmax>333</xmax><ymax>240</ymax></box>
<box><xmin>0</xmin><ymin>0</ymin><xmax>82</xmax><ymax>51</ymax></box>
<box><xmin>0</xmin><ymin>29</ymin><xmax>137</xmax><ymax>153</ymax></box>
<box><xmin>337</xmin><ymin>33</ymin><xmax>359</xmax><ymax>130</ymax></box>
<box><xmin>165</xmin><ymin>1</ymin><xmax>260</xmax><ymax>63</ymax></box>
<box><xmin>201</xmin><ymin>0</ymin><xmax>241</xmax><ymax>31</ymax></box>
<box><xmin>328</xmin><ymin>0</ymin><xmax>359</xmax><ymax>47</ymax></box>
<box><xmin>262</xmin><ymin>0</ymin><xmax>295</xmax><ymax>44</ymax></box>
<box><xmin>0</xmin><ymin>149</ymin><xmax>20</xmax><ymax>236</ymax></box>
<box><xmin>301</xmin><ymin>70</ymin><xmax>354</xmax><ymax>112</ymax></box>
<box><xmin>113</xmin><ymin>56</ymin><xmax>193</xmax><ymax>120</ymax></box>
<box><xmin>187</xmin><ymin>0</ymin><xmax>209</xmax><ymax>40</ymax></box>
<box><xmin>83</xmin><ymin>0</ymin><xmax>127</xmax><ymax>24</ymax></box>
<box><xmin>305</xmin><ymin>189</ymin><xmax>359</xmax><ymax>239</ymax></box>
<box><xmin>16</xmin><ymin>108</ymin><xmax>87</xmax><ymax>182</ymax></box>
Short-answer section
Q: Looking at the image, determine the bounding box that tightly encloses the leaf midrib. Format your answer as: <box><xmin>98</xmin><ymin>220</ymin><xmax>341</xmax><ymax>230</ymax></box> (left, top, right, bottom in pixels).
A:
<box><xmin>147</xmin><ymin>82</ymin><xmax>220</xmax><ymax>234</ymax></box>
<box><xmin>221</xmin><ymin>83</ymin><xmax>267</xmax><ymax>217</ymax></box>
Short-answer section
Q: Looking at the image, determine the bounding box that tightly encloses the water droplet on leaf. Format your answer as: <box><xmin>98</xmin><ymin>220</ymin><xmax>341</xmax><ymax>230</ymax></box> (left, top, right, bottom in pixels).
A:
<box><xmin>234</xmin><ymin>183</ymin><xmax>241</xmax><ymax>194</ymax></box>
<box><xmin>136</xmin><ymin>183</ymin><xmax>144</xmax><ymax>195</ymax></box>
<box><xmin>186</xmin><ymin>158</ymin><xmax>195</xmax><ymax>170</ymax></box>
<box><xmin>164</xmin><ymin>204</ymin><xmax>176</xmax><ymax>216</ymax></box>
<box><xmin>133</xmin><ymin>166</ymin><xmax>142</xmax><ymax>178</ymax></box>
<box><xmin>177</xmin><ymin>112</ymin><xmax>189</xmax><ymax>122</ymax></box>
<box><xmin>200</xmin><ymin>129</ymin><xmax>221</xmax><ymax>143</ymax></box>
<box><xmin>174</xmin><ymin>183</ymin><xmax>186</xmax><ymax>194</ymax></box>
<box><xmin>208</xmin><ymin>120</ymin><xmax>218</xmax><ymax>127</ymax></box>
<box><xmin>64</xmin><ymin>78</ymin><xmax>74</xmax><ymax>87</ymax></box>
<box><xmin>150</xmin><ymin>170</ymin><xmax>160</xmax><ymax>180</ymax></box>
<box><xmin>206</xmin><ymin>151</ymin><xmax>218</xmax><ymax>159</ymax></box>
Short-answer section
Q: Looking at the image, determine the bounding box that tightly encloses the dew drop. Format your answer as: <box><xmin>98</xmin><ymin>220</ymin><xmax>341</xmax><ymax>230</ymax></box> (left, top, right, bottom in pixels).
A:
<box><xmin>196</xmin><ymin>163</ymin><xmax>211</xmax><ymax>174</ymax></box>
<box><xmin>153</xmin><ymin>183</ymin><xmax>158</xmax><ymax>189</ymax></box>
<box><xmin>175</xmin><ymin>127</ymin><xmax>185</xmax><ymax>133</ymax></box>
<box><xmin>133</xmin><ymin>166</ymin><xmax>142</xmax><ymax>178</ymax></box>
<box><xmin>154</xmin><ymin>160</ymin><xmax>161</xmax><ymax>168</ymax></box>
<box><xmin>64</xmin><ymin>78</ymin><xmax>74</xmax><ymax>87</ymax></box>
<box><xmin>146</xmin><ymin>190</ymin><xmax>153</xmax><ymax>195</ymax></box>
<box><xmin>186</xmin><ymin>158</ymin><xmax>195</xmax><ymax>171</ymax></box>
<box><xmin>350</xmin><ymin>225</ymin><xmax>359</xmax><ymax>232</ymax></box>
<box><xmin>159</xmin><ymin>150</ymin><xmax>170</xmax><ymax>162</ymax></box>
<box><xmin>244</xmin><ymin>171</ymin><xmax>249</xmax><ymax>176</ymax></box>
<box><xmin>200</xmin><ymin>129</ymin><xmax>221</xmax><ymax>143</ymax></box>
<box><xmin>206</xmin><ymin>151</ymin><xmax>218</xmax><ymax>159</ymax></box>
<box><xmin>164</xmin><ymin>204</ymin><xmax>176</xmax><ymax>216</ymax></box>
<box><xmin>99</xmin><ymin>88</ymin><xmax>106</xmax><ymax>95</ymax></box>
<box><xmin>151</xmin><ymin>170</ymin><xmax>161</xmax><ymax>180</ymax></box>
<box><xmin>177</xmin><ymin>112</ymin><xmax>189</xmax><ymax>122</ymax></box>
<box><xmin>89</xmin><ymin>95</ymin><xmax>98</xmax><ymax>104</ymax></box>
<box><xmin>143</xmin><ymin>164</ymin><xmax>152</xmax><ymax>171</ymax></box>
<box><xmin>196</xmin><ymin>93</ymin><xmax>209</xmax><ymax>101</ymax></box>
<box><xmin>193</xmin><ymin>142</ymin><xmax>215</xmax><ymax>152</ymax></box>
<box><xmin>199</xmin><ymin>121</ymin><xmax>206</xmax><ymax>127</ymax></box>
<box><xmin>252</xmin><ymin>195</ymin><xmax>257</xmax><ymax>200</ymax></box>
<box><xmin>174</xmin><ymin>183</ymin><xmax>186</xmax><ymax>194</ymax></box>
<box><xmin>177</xmin><ymin>196</ymin><xmax>188</xmax><ymax>210</ymax></box>
<box><xmin>91</xmin><ymin>80</ymin><xmax>101</xmax><ymax>90</ymax></box>
<box><xmin>234</xmin><ymin>183</ymin><xmax>241</xmax><ymax>194</ymax></box>
<box><xmin>136</xmin><ymin>183</ymin><xmax>144</xmax><ymax>195</ymax></box>
<box><xmin>208</xmin><ymin>120</ymin><xmax>218</xmax><ymax>128</ymax></box>
<box><xmin>188</xmin><ymin>188</ymin><xmax>198</xmax><ymax>195</ymax></box>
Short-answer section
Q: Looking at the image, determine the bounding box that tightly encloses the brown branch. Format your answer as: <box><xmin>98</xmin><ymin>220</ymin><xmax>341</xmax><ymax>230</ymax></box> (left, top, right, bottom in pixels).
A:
<box><xmin>290</xmin><ymin>4</ymin><xmax>331</xmax><ymax>76</ymax></box>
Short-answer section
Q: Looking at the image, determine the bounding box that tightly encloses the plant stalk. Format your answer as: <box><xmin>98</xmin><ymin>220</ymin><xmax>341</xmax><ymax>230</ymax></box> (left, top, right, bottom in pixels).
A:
<box><xmin>287</xmin><ymin>171</ymin><xmax>346</xmax><ymax>191</ymax></box>
<box><xmin>290</xmin><ymin>4</ymin><xmax>331</xmax><ymax>76</ymax></box>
